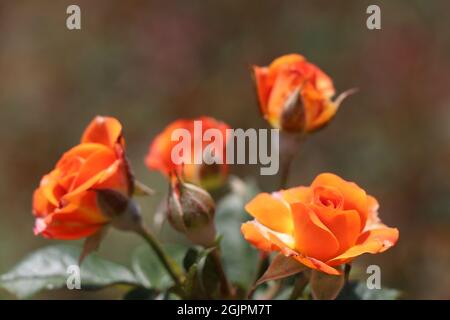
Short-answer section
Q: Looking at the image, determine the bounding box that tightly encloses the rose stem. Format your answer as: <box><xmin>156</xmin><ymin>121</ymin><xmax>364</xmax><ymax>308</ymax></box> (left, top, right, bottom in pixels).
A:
<box><xmin>279</xmin><ymin>131</ymin><xmax>304</xmax><ymax>189</ymax></box>
<box><xmin>136</xmin><ymin>224</ymin><xmax>183</xmax><ymax>288</ymax></box>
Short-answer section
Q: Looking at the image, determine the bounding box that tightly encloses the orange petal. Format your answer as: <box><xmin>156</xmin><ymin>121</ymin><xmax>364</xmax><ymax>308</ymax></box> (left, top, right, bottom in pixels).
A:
<box><xmin>39</xmin><ymin>171</ymin><xmax>63</xmax><ymax>207</ymax></box>
<box><xmin>268</xmin><ymin>54</ymin><xmax>305</xmax><ymax>71</ymax></box>
<box><xmin>55</xmin><ymin>191</ymin><xmax>109</xmax><ymax>224</ymax></box>
<box><xmin>253</xmin><ymin>66</ymin><xmax>270</xmax><ymax>115</ymax></box>
<box><xmin>35</xmin><ymin>191</ymin><xmax>107</xmax><ymax>240</ymax></box>
<box><xmin>145</xmin><ymin>117</ymin><xmax>230</xmax><ymax>182</ymax></box>
<box><xmin>310</xmin><ymin>65</ymin><xmax>335</xmax><ymax>98</ymax></box>
<box><xmin>94</xmin><ymin>160</ymin><xmax>129</xmax><ymax>194</ymax></box>
<box><xmin>279</xmin><ymin>186</ymin><xmax>311</xmax><ymax>204</ymax></box>
<box><xmin>241</xmin><ymin>221</ymin><xmax>274</xmax><ymax>252</ymax></box>
<box><xmin>266</xmin><ymin>68</ymin><xmax>303</xmax><ymax>128</ymax></box>
<box><xmin>32</xmin><ymin>188</ymin><xmax>55</xmax><ymax>218</ymax></box>
<box><xmin>241</xmin><ymin>219</ymin><xmax>341</xmax><ymax>276</ymax></box>
<box><xmin>56</xmin><ymin>143</ymin><xmax>104</xmax><ymax>169</ymax></box>
<box><xmin>311</xmin><ymin>173</ymin><xmax>369</xmax><ymax>230</ymax></box>
<box><xmin>364</xmin><ymin>195</ymin><xmax>386</xmax><ymax>230</ymax></box>
<box><xmin>81</xmin><ymin>116</ymin><xmax>123</xmax><ymax>148</ymax></box>
<box><xmin>67</xmin><ymin>147</ymin><xmax>117</xmax><ymax>197</ymax></box>
<box><xmin>266</xmin><ymin>229</ymin><xmax>341</xmax><ymax>275</ymax></box>
<box><xmin>35</xmin><ymin>218</ymin><xmax>103</xmax><ymax>240</ymax></box>
<box><xmin>291</xmin><ymin>202</ymin><xmax>340</xmax><ymax>261</ymax></box>
<box><xmin>307</xmin><ymin>100</ymin><xmax>338</xmax><ymax>132</ymax></box>
<box><xmin>327</xmin><ymin>227</ymin><xmax>399</xmax><ymax>266</ymax></box>
<box><xmin>245</xmin><ymin>192</ymin><xmax>294</xmax><ymax>234</ymax></box>
<box><xmin>312</xmin><ymin>205</ymin><xmax>361</xmax><ymax>255</ymax></box>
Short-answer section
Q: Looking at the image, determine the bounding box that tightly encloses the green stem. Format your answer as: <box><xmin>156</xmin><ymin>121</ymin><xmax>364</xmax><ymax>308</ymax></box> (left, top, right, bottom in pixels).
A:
<box><xmin>137</xmin><ymin>224</ymin><xmax>183</xmax><ymax>288</ymax></box>
<box><xmin>278</xmin><ymin>132</ymin><xmax>304</xmax><ymax>189</ymax></box>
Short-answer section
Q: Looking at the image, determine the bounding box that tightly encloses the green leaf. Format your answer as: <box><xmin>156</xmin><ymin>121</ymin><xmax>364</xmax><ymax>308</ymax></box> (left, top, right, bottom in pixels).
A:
<box><xmin>131</xmin><ymin>243</ymin><xmax>188</xmax><ymax>290</ymax></box>
<box><xmin>183</xmin><ymin>248</ymin><xmax>199</xmax><ymax>272</ymax></box>
<box><xmin>337</xmin><ymin>280</ymin><xmax>401</xmax><ymax>300</ymax></box>
<box><xmin>183</xmin><ymin>262</ymin><xmax>209</xmax><ymax>299</ymax></box>
<box><xmin>215</xmin><ymin>177</ymin><xmax>259</xmax><ymax>287</ymax></box>
<box><xmin>196</xmin><ymin>248</ymin><xmax>221</xmax><ymax>299</ymax></box>
<box><xmin>181</xmin><ymin>248</ymin><xmax>220</xmax><ymax>299</ymax></box>
<box><xmin>0</xmin><ymin>244</ymin><xmax>138</xmax><ymax>299</ymax></box>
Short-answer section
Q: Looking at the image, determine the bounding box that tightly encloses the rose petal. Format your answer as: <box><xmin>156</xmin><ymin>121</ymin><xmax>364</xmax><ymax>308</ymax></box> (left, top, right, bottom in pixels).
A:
<box><xmin>245</xmin><ymin>193</ymin><xmax>294</xmax><ymax>234</ymax></box>
<box><xmin>81</xmin><ymin>116</ymin><xmax>123</xmax><ymax>148</ymax></box>
<box><xmin>311</xmin><ymin>173</ymin><xmax>369</xmax><ymax>230</ymax></box>
<box><xmin>66</xmin><ymin>147</ymin><xmax>117</xmax><ymax>197</ymax></box>
<box><xmin>32</xmin><ymin>188</ymin><xmax>55</xmax><ymax>218</ymax></box>
<box><xmin>241</xmin><ymin>220</ymin><xmax>341</xmax><ymax>276</ymax></box>
<box><xmin>268</xmin><ymin>54</ymin><xmax>305</xmax><ymax>72</ymax></box>
<box><xmin>291</xmin><ymin>202</ymin><xmax>340</xmax><ymax>261</ymax></box>
<box><xmin>307</xmin><ymin>100</ymin><xmax>338</xmax><ymax>132</ymax></box>
<box><xmin>266</xmin><ymin>230</ymin><xmax>341</xmax><ymax>275</ymax></box>
<box><xmin>312</xmin><ymin>205</ymin><xmax>361</xmax><ymax>255</ymax></box>
<box><xmin>241</xmin><ymin>221</ymin><xmax>274</xmax><ymax>252</ymax></box>
<box><xmin>253</xmin><ymin>66</ymin><xmax>270</xmax><ymax>114</ymax></box>
<box><xmin>266</xmin><ymin>68</ymin><xmax>303</xmax><ymax>128</ymax></box>
<box><xmin>326</xmin><ymin>227</ymin><xmax>399</xmax><ymax>265</ymax></box>
<box><xmin>279</xmin><ymin>186</ymin><xmax>311</xmax><ymax>204</ymax></box>
<box><xmin>56</xmin><ymin>143</ymin><xmax>104</xmax><ymax>169</ymax></box>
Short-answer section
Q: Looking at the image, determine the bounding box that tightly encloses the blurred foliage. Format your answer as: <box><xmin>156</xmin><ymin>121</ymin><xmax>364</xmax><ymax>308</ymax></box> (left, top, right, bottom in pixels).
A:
<box><xmin>0</xmin><ymin>245</ymin><xmax>139</xmax><ymax>299</ymax></box>
<box><xmin>1</xmin><ymin>0</ymin><xmax>450</xmax><ymax>299</ymax></box>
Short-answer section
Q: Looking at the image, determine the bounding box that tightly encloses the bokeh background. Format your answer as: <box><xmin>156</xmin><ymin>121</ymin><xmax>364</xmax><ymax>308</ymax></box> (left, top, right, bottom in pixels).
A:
<box><xmin>1</xmin><ymin>0</ymin><xmax>449</xmax><ymax>299</ymax></box>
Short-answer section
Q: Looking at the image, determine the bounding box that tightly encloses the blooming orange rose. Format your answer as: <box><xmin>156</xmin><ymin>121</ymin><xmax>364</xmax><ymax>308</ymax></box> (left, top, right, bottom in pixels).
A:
<box><xmin>32</xmin><ymin>116</ymin><xmax>133</xmax><ymax>240</ymax></box>
<box><xmin>253</xmin><ymin>54</ymin><xmax>352</xmax><ymax>133</ymax></box>
<box><xmin>145</xmin><ymin>117</ymin><xmax>230</xmax><ymax>189</ymax></box>
<box><xmin>241</xmin><ymin>173</ymin><xmax>399</xmax><ymax>275</ymax></box>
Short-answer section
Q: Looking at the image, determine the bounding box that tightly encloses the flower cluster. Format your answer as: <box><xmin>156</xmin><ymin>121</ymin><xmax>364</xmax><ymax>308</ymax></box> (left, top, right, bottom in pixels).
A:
<box><xmin>24</xmin><ymin>53</ymin><xmax>398</xmax><ymax>300</ymax></box>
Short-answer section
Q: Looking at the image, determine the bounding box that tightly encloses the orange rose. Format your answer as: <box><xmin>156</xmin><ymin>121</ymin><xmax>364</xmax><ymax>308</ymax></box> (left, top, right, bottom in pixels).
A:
<box><xmin>241</xmin><ymin>173</ymin><xmax>399</xmax><ymax>275</ymax></box>
<box><xmin>253</xmin><ymin>54</ymin><xmax>352</xmax><ymax>133</ymax></box>
<box><xmin>145</xmin><ymin>117</ymin><xmax>230</xmax><ymax>189</ymax></box>
<box><xmin>32</xmin><ymin>116</ymin><xmax>133</xmax><ymax>240</ymax></box>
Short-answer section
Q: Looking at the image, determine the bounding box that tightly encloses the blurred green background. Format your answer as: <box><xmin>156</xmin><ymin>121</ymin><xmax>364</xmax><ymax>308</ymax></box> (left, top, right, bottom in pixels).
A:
<box><xmin>0</xmin><ymin>0</ymin><xmax>449</xmax><ymax>299</ymax></box>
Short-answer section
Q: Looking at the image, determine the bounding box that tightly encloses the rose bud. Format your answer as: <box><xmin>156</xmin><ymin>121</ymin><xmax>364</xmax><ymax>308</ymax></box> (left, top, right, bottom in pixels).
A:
<box><xmin>252</xmin><ymin>54</ymin><xmax>355</xmax><ymax>133</ymax></box>
<box><xmin>167</xmin><ymin>174</ymin><xmax>216</xmax><ymax>247</ymax></box>
<box><xmin>241</xmin><ymin>173</ymin><xmax>399</xmax><ymax>275</ymax></box>
<box><xmin>32</xmin><ymin>116</ymin><xmax>134</xmax><ymax>240</ymax></box>
<box><xmin>145</xmin><ymin>117</ymin><xmax>230</xmax><ymax>190</ymax></box>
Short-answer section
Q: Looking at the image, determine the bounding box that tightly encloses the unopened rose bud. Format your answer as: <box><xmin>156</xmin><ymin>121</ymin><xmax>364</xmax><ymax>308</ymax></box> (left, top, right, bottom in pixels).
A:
<box><xmin>167</xmin><ymin>176</ymin><xmax>216</xmax><ymax>247</ymax></box>
<box><xmin>253</xmin><ymin>54</ymin><xmax>354</xmax><ymax>133</ymax></box>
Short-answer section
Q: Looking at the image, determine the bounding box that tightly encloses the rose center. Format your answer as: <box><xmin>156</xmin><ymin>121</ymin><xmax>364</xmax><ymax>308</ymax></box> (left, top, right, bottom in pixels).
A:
<box><xmin>313</xmin><ymin>186</ymin><xmax>343</xmax><ymax>209</ymax></box>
